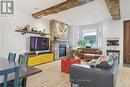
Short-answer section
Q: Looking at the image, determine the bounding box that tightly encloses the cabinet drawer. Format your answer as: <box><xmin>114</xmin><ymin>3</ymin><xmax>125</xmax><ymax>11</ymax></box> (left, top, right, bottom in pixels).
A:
<box><xmin>28</xmin><ymin>54</ymin><xmax>54</xmax><ymax>66</ymax></box>
<box><xmin>28</xmin><ymin>57</ymin><xmax>41</xmax><ymax>66</ymax></box>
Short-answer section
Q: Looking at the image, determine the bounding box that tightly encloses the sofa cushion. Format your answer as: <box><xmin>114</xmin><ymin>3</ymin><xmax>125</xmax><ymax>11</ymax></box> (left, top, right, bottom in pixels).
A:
<box><xmin>99</xmin><ymin>61</ymin><xmax>110</xmax><ymax>69</ymax></box>
<box><xmin>98</xmin><ymin>55</ymin><xmax>115</xmax><ymax>69</ymax></box>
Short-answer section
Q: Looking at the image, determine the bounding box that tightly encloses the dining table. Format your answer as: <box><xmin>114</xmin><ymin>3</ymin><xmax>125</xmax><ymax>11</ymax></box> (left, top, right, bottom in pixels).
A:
<box><xmin>0</xmin><ymin>58</ymin><xmax>42</xmax><ymax>87</ymax></box>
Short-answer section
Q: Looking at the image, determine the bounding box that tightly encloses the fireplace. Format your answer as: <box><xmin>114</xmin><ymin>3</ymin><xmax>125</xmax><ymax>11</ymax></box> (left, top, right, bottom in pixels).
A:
<box><xmin>55</xmin><ymin>42</ymin><xmax>69</xmax><ymax>60</ymax></box>
<box><xmin>59</xmin><ymin>44</ymin><xmax>66</xmax><ymax>57</ymax></box>
<box><xmin>107</xmin><ymin>50</ymin><xmax>120</xmax><ymax>64</ymax></box>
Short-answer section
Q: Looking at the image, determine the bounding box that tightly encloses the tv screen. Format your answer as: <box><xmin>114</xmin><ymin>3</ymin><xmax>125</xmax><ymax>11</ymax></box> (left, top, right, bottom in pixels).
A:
<box><xmin>30</xmin><ymin>36</ymin><xmax>49</xmax><ymax>51</ymax></box>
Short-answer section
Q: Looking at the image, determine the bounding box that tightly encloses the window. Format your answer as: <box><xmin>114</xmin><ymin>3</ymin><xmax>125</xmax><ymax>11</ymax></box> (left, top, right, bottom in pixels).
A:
<box><xmin>73</xmin><ymin>24</ymin><xmax>102</xmax><ymax>49</ymax></box>
<box><xmin>83</xmin><ymin>31</ymin><xmax>97</xmax><ymax>48</ymax></box>
<box><xmin>82</xmin><ymin>28</ymin><xmax>97</xmax><ymax>48</ymax></box>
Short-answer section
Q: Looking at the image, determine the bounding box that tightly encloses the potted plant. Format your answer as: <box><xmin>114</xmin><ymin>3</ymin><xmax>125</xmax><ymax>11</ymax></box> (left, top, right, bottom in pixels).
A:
<box><xmin>61</xmin><ymin>48</ymin><xmax>81</xmax><ymax>73</ymax></box>
<box><xmin>66</xmin><ymin>49</ymin><xmax>75</xmax><ymax>60</ymax></box>
<box><xmin>89</xmin><ymin>40</ymin><xmax>96</xmax><ymax>47</ymax></box>
<box><xmin>66</xmin><ymin>48</ymin><xmax>82</xmax><ymax>59</ymax></box>
<box><xmin>78</xmin><ymin>39</ymin><xmax>86</xmax><ymax>48</ymax></box>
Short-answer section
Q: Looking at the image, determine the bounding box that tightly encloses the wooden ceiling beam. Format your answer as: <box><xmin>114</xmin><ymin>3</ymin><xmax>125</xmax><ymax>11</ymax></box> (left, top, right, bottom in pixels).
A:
<box><xmin>32</xmin><ymin>0</ymin><xmax>94</xmax><ymax>19</ymax></box>
<box><xmin>105</xmin><ymin>0</ymin><xmax>121</xmax><ymax>20</ymax></box>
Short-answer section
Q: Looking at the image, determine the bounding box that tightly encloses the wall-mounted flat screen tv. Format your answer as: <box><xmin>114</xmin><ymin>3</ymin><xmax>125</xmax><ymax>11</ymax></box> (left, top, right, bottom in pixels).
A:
<box><xmin>30</xmin><ymin>36</ymin><xmax>49</xmax><ymax>51</ymax></box>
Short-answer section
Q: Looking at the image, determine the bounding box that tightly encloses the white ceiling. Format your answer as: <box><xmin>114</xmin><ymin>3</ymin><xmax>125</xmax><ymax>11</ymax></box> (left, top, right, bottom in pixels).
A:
<box><xmin>45</xmin><ymin>0</ymin><xmax>111</xmax><ymax>25</ymax></box>
<box><xmin>15</xmin><ymin>0</ymin><xmax>66</xmax><ymax>13</ymax></box>
<box><xmin>15</xmin><ymin>0</ymin><xmax>130</xmax><ymax>25</ymax></box>
<box><xmin>120</xmin><ymin>0</ymin><xmax>130</xmax><ymax>19</ymax></box>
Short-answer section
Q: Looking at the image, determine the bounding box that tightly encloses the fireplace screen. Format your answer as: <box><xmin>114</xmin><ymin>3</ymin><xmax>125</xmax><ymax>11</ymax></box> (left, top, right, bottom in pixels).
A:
<box><xmin>59</xmin><ymin>44</ymin><xmax>66</xmax><ymax>57</ymax></box>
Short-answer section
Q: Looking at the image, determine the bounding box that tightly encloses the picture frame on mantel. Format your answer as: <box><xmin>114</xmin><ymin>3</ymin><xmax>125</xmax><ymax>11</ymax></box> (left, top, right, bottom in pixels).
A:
<box><xmin>107</xmin><ymin>50</ymin><xmax>120</xmax><ymax>64</ymax></box>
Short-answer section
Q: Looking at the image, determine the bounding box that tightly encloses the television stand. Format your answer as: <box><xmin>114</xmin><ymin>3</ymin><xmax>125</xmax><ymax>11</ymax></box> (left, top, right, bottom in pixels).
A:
<box><xmin>28</xmin><ymin>53</ymin><xmax>54</xmax><ymax>66</ymax></box>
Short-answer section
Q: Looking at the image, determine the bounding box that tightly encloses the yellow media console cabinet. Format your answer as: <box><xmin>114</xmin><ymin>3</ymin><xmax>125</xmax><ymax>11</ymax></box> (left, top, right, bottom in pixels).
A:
<box><xmin>28</xmin><ymin>53</ymin><xmax>54</xmax><ymax>66</ymax></box>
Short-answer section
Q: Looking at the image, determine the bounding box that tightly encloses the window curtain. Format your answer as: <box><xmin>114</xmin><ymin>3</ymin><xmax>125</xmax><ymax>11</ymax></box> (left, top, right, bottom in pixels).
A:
<box><xmin>97</xmin><ymin>23</ymin><xmax>103</xmax><ymax>49</ymax></box>
<box><xmin>68</xmin><ymin>24</ymin><xmax>103</xmax><ymax>49</ymax></box>
<box><xmin>81</xmin><ymin>23</ymin><xmax>103</xmax><ymax>49</ymax></box>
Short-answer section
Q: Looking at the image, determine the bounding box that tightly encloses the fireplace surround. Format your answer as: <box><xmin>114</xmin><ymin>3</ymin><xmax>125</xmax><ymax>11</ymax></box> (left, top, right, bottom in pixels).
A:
<box><xmin>55</xmin><ymin>41</ymin><xmax>69</xmax><ymax>60</ymax></box>
<box><xmin>59</xmin><ymin>44</ymin><xmax>67</xmax><ymax>57</ymax></box>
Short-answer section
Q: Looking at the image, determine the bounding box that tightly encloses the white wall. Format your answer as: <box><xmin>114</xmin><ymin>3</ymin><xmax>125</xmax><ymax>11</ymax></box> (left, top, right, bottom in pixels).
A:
<box><xmin>0</xmin><ymin>10</ymin><xmax>50</xmax><ymax>58</ymax></box>
<box><xmin>102</xmin><ymin>17</ymin><xmax>130</xmax><ymax>66</ymax></box>
<box><xmin>0</xmin><ymin>18</ymin><xmax>1</xmax><ymax>56</ymax></box>
<box><xmin>102</xmin><ymin>19</ymin><xmax>123</xmax><ymax>65</ymax></box>
<box><xmin>68</xmin><ymin>26</ymin><xmax>81</xmax><ymax>48</ymax></box>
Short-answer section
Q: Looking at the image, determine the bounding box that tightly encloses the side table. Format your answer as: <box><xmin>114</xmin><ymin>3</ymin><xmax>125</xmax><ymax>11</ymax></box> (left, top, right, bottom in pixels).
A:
<box><xmin>61</xmin><ymin>58</ymin><xmax>81</xmax><ymax>73</ymax></box>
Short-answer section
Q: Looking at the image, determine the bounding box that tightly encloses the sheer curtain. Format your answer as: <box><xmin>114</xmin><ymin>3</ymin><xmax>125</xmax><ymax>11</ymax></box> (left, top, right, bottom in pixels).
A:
<box><xmin>97</xmin><ymin>23</ymin><xmax>103</xmax><ymax>50</ymax></box>
<box><xmin>68</xmin><ymin>24</ymin><xmax>103</xmax><ymax>49</ymax></box>
<box><xmin>81</xmin><ymin>23</ymin><xmax>103</xmax><ymax>49</ymax></box>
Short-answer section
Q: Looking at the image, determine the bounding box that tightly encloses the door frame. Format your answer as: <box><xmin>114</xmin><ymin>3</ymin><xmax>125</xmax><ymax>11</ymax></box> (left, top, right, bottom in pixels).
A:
<box><xmin>123</xmin><ymin>20</ymin><xmax>130</xmax><ymax>63</ymax></box>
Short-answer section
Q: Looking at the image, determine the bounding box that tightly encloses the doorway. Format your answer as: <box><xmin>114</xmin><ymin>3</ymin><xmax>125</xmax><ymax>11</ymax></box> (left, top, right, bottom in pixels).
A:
<box><xmin>124</xmin><ymin>20</ymin><xmax>130</xmax><ymax>64</ymax></box>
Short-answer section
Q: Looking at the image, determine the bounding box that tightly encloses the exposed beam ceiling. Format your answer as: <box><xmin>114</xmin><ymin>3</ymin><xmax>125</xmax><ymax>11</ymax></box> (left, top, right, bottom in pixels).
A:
<box><xmin>105</xmin><ymin>0</ymin><xmax>120</xmax><ymax>20</ymax></box>
<box><xmin>32</xmin><ymin>0</ymin><xmax>94</xmax><ymax>19</ymax></box>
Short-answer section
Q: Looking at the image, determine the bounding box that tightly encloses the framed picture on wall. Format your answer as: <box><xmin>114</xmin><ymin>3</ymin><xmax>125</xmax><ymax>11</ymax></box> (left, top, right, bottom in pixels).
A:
<box><xmin>107</xmin><ymin>50</ymin><xmax>120</xmax><ymax>63</ymax></box>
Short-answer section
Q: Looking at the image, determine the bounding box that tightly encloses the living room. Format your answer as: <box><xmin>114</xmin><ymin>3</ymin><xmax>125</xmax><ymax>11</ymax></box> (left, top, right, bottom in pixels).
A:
<box><xmin>0</xmin><ymin>0</ymin><xmax>130</xmax><ymax>87</ymax></box>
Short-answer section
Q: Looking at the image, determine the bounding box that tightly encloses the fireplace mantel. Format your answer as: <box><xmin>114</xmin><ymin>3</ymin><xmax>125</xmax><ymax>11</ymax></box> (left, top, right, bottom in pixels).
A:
<box><xmin>55</xmin><ymin>39</ymin><xmax>68</xmax><ymax>42</ymax></box>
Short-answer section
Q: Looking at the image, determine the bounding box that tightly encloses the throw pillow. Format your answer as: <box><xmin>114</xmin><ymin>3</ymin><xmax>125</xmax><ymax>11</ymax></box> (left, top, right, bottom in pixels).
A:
<box><xmin>106</xmin><ymin>55</ymin><xmax>115</xmax><ymax>67</ymax></box>
<box><xmin>98</xmin><ymin>55</ymin><xmax>114</xmax><ymax>69</ymax></box>
<box><xmin>98</xmin><ymin>61</ymin><xmax>110</xmax><ymax>69</ymax></box>
<box><xmin>110</xmin><ymin>54</ymin><xmax>118</xmax><ymax>60</ymax></box>
<box><xmin>98</xmin><ymin>54</ymin><xmax>106</xmax><ymax>62</ymax></box>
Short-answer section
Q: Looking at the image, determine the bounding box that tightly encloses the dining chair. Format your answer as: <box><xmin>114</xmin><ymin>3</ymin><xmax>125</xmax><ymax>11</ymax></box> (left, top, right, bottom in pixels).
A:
<box><xmin>18</xmin><ymin>54</ymin><xmax>29</xmax><ymax>87</ymax></box>
<box><xmin>0</xmin><ymin>67</ymin><xmax>20</xmax><ymax>87</ymax></box>
<box><xmin>8</xmin><ymin>53</ymin><xmax>16</xmax><ymax>62</ymax></box>
<box><xmin>18</xmin><ymin>54</ymin><xmax>29</xmax><ymax>65</ymax></box>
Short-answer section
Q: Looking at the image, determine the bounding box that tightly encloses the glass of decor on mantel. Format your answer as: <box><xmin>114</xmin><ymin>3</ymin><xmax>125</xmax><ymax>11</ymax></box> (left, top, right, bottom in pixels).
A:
<box><xmin>61</xmin><ymin>48</ymin><xmax>81</xmax><ymax>73</ymax></box>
